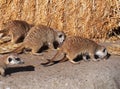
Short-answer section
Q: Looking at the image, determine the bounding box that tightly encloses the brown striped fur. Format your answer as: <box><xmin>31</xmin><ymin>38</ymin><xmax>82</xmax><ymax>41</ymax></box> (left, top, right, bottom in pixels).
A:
<box><xmin>41</xmin><ymin>36</ymin><xmax>108</xmax><ymax>66</ymax></box>
<box><xmin>0</xmin><ymin>20</ymin><xmax>32</xmax><ymax>43</ymax></box>
<box><xmin>10</xmin><ymin>25</ymin><xmax>65</xmax><ymax>55</ymax></box>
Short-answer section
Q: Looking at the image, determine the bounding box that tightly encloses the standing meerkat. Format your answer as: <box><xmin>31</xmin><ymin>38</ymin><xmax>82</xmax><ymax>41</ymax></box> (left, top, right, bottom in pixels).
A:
<box><xmin>0</xmin><ymin>20</ymin><xmax>33</xmax><ymax>43</ymax></box>
<box><xmin>7</xmin><ymin>25</ymin><xmax>65</xmax><ymax>55</ymax></box>
<box><xmin>41</xmin><ymin>36</ymin><xmax>109</xmax><ymax>66</ymax></box>
<box><xmin>0</xmin><ymin>54</ymin><xmax>24</xmax><ymax>76</ymax></box>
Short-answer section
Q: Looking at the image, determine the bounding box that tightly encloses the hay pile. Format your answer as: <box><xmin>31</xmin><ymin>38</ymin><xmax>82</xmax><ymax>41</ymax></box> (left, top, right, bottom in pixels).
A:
<box><xmin>107</xmin><ymin>44</ymin><xmax>120</xmax><ymax>56</ymax></box>
<box><xmin>0</xmin><ymin>0</ymin><xmax>119</xmax><ymax>41</ymax></box>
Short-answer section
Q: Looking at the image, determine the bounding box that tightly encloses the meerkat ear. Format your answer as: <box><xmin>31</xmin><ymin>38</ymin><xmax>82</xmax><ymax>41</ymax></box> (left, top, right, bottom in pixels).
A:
<box><xmin>8</xmin><ymin>57</ymin><xmax>12</xmax><ymax>62</ymax></box>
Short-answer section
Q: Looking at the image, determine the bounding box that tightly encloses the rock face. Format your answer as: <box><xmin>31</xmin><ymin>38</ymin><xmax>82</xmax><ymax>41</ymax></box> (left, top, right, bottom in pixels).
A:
<box><xmin>0</xmin><ymin>51</ymin><xmax>120</xmax><ymax>89</ymax></box>
<box><xmin>0</xmin><ymin>0</ymin><xmax>119</xmax><ymax>39</ymax></box>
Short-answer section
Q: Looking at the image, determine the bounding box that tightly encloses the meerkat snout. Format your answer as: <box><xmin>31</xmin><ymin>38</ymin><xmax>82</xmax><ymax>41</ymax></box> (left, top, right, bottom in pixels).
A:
<box><xmin>56</xmin><ymin>31</ymin><xmax>65</xmax><ymax>45</ymax></box>
<box><xmin>95</xmin><ymin>47</ymin><xmax>108</xmax><ymax>59</ymax></box>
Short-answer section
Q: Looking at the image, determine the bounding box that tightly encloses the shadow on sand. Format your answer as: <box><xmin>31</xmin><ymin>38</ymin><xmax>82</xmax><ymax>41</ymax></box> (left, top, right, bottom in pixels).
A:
<box><xmin>5</xmin><ymin>65</ymin><xmax>35</xmax><ymax>76</ymax></box>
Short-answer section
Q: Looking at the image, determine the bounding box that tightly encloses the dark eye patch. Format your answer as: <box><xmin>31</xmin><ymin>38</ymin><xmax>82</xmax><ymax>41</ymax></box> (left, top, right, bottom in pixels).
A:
<box><xmin>103</xmin><ymin>48</ymin><xmax>106</xmax><ymax>52</ymax></box>
<box><xmin>8</xmin><ymin>58</ymin><xmax>12</xmax><ymax>62</ymax></box>
<box><xmin>94</xmin><ymin>55</ymin><xmax>99</xmax><ymax>59</ymax></box>
<box><xmin>59</xmin><ymin>34</ymin><xmax>63</xmax><ymax>38</ymax></box>
<box><xmin>15</xmin><ymin>58</ymin><xmax>20</xmax><ymax>61</ymax></box>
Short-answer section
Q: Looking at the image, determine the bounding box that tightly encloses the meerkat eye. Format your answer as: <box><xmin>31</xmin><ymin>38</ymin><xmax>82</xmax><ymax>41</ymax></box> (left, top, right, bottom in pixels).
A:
<box><xmin>15</xmin><ymin>58</ymin><xmax>20</xmax><ymax>61</ymax></box>
<box><xmin>8</xmin><ymin>58</ymin><xmax>12</xmax><ymax>62</ymax></box>
<box><xmin>59</xmin><ymin>34</ymin><xmax>63</xmax><ymax>38</ymax></box>
<box><xmin>103</xmin><ymin>48</ymin><xmax>106</xmax><ymax>52</ymax></box>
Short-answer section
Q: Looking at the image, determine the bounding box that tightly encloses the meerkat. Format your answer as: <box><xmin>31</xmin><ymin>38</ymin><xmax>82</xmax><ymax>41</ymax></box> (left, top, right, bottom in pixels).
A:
<box><xmin>0</xmin><ymin>20</ymin><xmax>33</xmax><ymax>44</ymax></box>
<box><xmin>41</xmin><ymin>36</ymin><xmax>109</xmax><ymax>66</ymax></box>
<box><xmin>6</xmin><ymin>25</ymin><xmax>65</xmax><ymax>55</ymax></box>
<box><xmin>0</xmin><ymin>54</ymin><xmax>24</xmax><ymax>76</ymax></box>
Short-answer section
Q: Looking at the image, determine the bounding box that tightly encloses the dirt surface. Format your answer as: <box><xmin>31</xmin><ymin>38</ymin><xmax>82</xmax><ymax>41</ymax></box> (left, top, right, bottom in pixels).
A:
<box><xmin>0</xmin><ymin>43</ymin><xmax>120</xmax><ymax>89</ymax></box>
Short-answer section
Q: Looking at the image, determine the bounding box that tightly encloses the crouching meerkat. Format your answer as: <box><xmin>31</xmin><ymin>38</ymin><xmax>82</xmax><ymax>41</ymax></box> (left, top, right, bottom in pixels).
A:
<box><xmin>41</xmin><ymin>36</ymin><xmax>109</xmax><ymax>66</ymax></box>
<box><xmin>0</xmin><ymin>54</ymin><xmax>24</xmax><ymax>76</ymax></box>
<box><xmin>0</xmin><ymin>20</ymin><xmax>33</xmax><ymax>43</ymax></box>
<box><xmin>8</xmin><ymin>25</ymin><xmax>65</xmax><ymax>55</ymax></box>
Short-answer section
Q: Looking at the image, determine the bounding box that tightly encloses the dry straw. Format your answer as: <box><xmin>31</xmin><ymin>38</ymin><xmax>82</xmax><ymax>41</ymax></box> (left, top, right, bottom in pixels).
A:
<box><xmin>107</xmin><ymin>44</ymin><xmax>120</xmax><ymax>56</ymax></box>
<box><xmin>0</xmin><ymin>0</ymin><xmax>119</xmax><ymax>41</ymax></box>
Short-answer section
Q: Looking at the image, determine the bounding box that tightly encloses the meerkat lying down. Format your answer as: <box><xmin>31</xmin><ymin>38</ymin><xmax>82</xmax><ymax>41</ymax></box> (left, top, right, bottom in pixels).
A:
<box><xmin>0</xmin><ymin>20</ymin><xmax>32</xmax><ymax>44</ymax></box>
<box><xmin>0</xmin><ymin>54</ymin><xmax>24</xmax><ymax>76</ymax></box>
<box><xmin>41</xmin><ymin>36</ymin><xmax>109</xmax><ymax>66</ymax></box>
<box><xmin>6</xmin><ymin>25</ymin><xmax>65</xmax><ymax>55</ymax></box>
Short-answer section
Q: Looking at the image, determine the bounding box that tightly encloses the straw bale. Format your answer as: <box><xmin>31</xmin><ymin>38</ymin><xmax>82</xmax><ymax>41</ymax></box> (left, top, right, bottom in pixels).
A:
<box><xmin>0</xmin><ymin>0</ymin><xmax>119</xmax><ymax>40</ymax></box>
<box><xmin>107</xmin><ymin>44</ymin><xmax>120</xmax><ymax>56</ymax></box>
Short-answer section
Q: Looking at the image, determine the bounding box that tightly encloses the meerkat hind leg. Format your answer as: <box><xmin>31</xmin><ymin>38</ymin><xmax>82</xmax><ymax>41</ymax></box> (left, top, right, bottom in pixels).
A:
<box><xmin>46</xmin><ymin>43</ymin><xmax>56</xmax><ymax>52</ymax></box>
<box><xmin>29</xmin><ymin>45</ymin><xmax>44</xmax><ymax>56</ymax></box>
<box><xmin>48</xmin><ymin>43</ymin><xmax>54</xmax><ymax>49</ymax></box>
<box><xmin>67</xmin><ymin>55</ymin><xmax>81</xmax><ymax>64</ymax></box>
<box><xmin>69</xmin><ymin>59</ymin><xmax>81</xmax><ymax>64</ymax></box>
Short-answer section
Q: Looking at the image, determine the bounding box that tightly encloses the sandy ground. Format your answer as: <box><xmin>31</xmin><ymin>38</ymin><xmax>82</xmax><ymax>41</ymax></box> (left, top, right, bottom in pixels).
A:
<box><xmin>0</xmin><ymin>42</ymin><xmax>120</xmax><ymax>89</ymax></box>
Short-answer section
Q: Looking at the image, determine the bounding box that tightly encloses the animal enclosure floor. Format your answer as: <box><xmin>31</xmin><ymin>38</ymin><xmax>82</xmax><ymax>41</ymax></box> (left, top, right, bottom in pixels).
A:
<box><xmin>0</xmin><ymin>42</ymin><xmax>120</xmax><ymax>89</ymax></box>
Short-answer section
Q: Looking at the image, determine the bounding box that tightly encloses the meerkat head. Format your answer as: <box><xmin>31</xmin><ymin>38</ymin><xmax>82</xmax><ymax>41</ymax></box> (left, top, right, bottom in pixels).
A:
<box><xmin>95</xmin><ymin>46</ymin><xmax>108</xmax><ymax>59</ymax></box>
<box><xmin>6</xmin><ymin>54</ymin><xmax>24</xmax><ymax>65</ymax></box>
<box><xmin>55</xmin><ymin>31</ymin><xmax>66</xmax><ymax>45</ymax></box>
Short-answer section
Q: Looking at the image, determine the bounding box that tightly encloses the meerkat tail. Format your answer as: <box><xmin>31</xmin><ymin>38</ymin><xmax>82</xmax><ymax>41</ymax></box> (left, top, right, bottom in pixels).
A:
<box><xmin>41</xmin><ymin>50</ymin><xmax>62</xmax><ymax>66</ymax></box>
<box><xmin>41</xmin><ymin>58</ymin><xmax>63</xmax><ymax>66</ymax></box>
<box><xmin>41</xmin><ymin>56</ymin><xmax>67</xmax><ymax>67</ymax></box>
<box><xmin>41</xmin><ymin>51</ymin><xmax>67</xmax><ymax>66</ymax></box>
<box><xmin>41</xmin><ymin>59</ymin><xmax>52</xmax><ymax>66</ymax></box>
